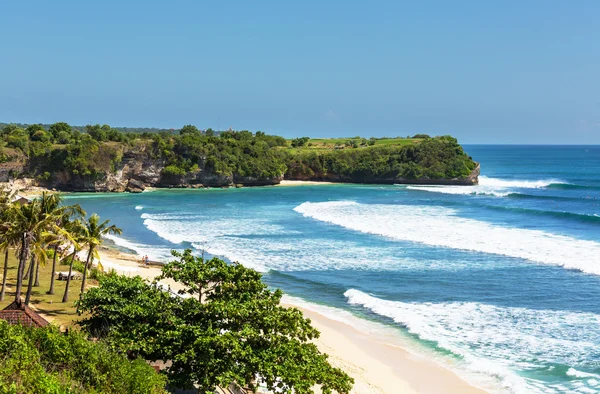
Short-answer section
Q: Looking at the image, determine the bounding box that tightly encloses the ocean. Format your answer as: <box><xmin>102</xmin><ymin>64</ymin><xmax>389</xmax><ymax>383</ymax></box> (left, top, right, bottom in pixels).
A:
<box><xmin>65</xmin><ymin>145</ymin><xmax>600</xmax><ymax>394</ymax></box>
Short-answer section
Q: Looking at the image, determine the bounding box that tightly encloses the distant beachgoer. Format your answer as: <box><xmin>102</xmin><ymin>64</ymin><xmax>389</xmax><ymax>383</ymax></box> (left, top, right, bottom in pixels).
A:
<box><xmin>144</xmin><ymin>255</ymin><xmax>149</xmax><ymax>265</ymax></box>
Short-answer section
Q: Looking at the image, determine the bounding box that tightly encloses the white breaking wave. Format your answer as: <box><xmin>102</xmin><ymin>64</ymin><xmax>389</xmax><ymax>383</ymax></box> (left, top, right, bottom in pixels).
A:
<box><xmin>103</xmin><ymin>234</ymin><xmax>174</xmax><ymax>262</ymax></box>
<box><xmin>294</xmin><ymin>201</ymin><xmax>600</xmax><ymax>275</ymax></box>
<box><xmin>345</xmin><ymin>289</ymin><xmax>600</xmax><ymax>394</ymax></box>
<box><xmin>140</xmin><ymin>211</ymin><xmax>493</xmax><ymax>273</ymax></box>
<box><xmin>478</xmin><ymin>176</ymin><xmax>563</xmax><ymax>189</ymax></box>
<box><xmin>567</xmin><ymin>368</ymin><xmax>600</xmax><ymax>379</ymax></box>
<box><xmin>406</xmin><ymin>176</ymin><xmax>565</xmax><ymax>197</ymax></box>
<box><xmin>406</xmin><ymin>185</ymin><xmax>514</xmax><ymax>197</ymax></box>
<box><xmin>135</xmin><ymin>205</ymin><xmax>143</xmax><ymax>210</ymax></box>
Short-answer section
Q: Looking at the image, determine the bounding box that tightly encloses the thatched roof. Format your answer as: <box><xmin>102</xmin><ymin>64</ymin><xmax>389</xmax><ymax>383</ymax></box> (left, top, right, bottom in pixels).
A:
<box><xmin>0</xmin><ymin>299</ymin><xmax>49</xmax><ymax>328</ymax></box>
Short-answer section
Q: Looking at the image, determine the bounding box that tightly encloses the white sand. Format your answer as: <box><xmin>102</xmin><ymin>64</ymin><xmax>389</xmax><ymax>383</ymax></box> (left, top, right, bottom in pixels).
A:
<box><xmin>96</xmin><ymin>249</ymin><xmax>487</xmax><ymax>394</ymax></box>
<box><xmin>277</xmin><ymin>180</ymin><xmax>336</xmax><ymax>186</ymax></box>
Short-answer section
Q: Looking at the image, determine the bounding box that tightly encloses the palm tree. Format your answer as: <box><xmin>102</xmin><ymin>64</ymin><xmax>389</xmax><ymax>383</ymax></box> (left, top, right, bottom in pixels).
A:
<box><xmin>0</xmin><ymin>189</ymin><xmax>16</xmax><ymax>301</ymax></box>
<box><xmin>62</xmin><ymin>219</ymin><xmax>85</xmax><ymax>303</ymax></box>
<box><xmin>79</xmin><ymin>214</ymin><xmax>122</xmax><ymax>298</ymax></box>
<box><xmin>6</xmin><ymin>199</ymin><xmax>62</xmax><ymax>304</ymax></box>
<box><xmin>37</xmin><ymin>192</ymin><xmax>84</xmax><ymax>295</ymax></box>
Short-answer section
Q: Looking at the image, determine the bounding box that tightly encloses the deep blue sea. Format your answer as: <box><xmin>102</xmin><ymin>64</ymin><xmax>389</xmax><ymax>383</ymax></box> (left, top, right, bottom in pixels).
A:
<box><xmin>65</xmin><ymin>145</ymin><xmax>600</xmax><ymax>394</ymax></box>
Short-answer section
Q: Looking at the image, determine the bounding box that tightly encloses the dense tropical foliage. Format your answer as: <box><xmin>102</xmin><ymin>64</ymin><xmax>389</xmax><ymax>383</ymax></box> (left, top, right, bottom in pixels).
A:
<box><xmin>285</xmin><ymin>135</ymin><xmax>477</xmax><ymax>181</ymax></box>
<box><xmin>0</xmin><ymin>122</ymin><xmax>476</xmax><ymax>187</ymax></box>
<box><xmin>78</xmin><ymin>250</ymin><xmax>354</xmax><ymax>394</ymax></box>
<box><xmin>0</xmin><ymin>320</ymin><xmax>167</xmax><ymax>393</ymax></box>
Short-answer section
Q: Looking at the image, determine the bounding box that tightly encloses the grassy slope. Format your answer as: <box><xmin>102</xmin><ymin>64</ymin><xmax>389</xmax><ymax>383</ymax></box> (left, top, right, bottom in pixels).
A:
<box><xmin>0</xmin><ymin>251</ymin><xmax>93</xmax><ymax>326</ymax></box>
<box><xmin>283</xmin><ymin>137</ymin><xmax>421</xmax><ymax>152</ymax></box>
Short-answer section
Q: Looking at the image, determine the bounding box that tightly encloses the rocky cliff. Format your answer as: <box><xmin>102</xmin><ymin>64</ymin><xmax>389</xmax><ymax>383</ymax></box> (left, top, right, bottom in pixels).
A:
<box><xmin>28</xmin><ymin>151</ymin><xmax>282</xmax><ymax>192</ymax></box>
<box><xmin>0</xmin><ymin>145</ymin><xmax>478</xmax><ymax>192</ymax></box>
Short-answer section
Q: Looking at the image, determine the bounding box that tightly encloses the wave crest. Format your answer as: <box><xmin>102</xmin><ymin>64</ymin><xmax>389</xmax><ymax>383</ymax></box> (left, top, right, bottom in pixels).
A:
<box><xmin>406</xmin><ymin>176</ymin><xmax>573</xmax><ymax>198</ymax></box>
<box><xmin>345</xmin><ymin>289</ymin><xmax>600</xmax><ymax>394</ymax></box>
<box><xmin>294</xmin><ymin>201</ymin><xmax>600</xmax><ymax>275</ymax></box>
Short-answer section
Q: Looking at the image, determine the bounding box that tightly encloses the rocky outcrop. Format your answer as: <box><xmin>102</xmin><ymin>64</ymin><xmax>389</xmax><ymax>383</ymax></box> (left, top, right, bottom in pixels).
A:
<box><xmin>1</xmin><ymin>148</ymin><xmax>478</xmax><ymax>192</ymax></box>
<box><xmin>126</xmin><ymin>179</ymin><xmax>145</xmax><ymax>193</ymax></box>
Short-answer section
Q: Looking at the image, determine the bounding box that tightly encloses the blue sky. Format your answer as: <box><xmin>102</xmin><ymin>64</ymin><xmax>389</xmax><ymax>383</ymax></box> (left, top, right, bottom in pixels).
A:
<box><xmin>1</xmin><ymin>1</ymin><xmax>599</xmax><ymax>143</ymax></box>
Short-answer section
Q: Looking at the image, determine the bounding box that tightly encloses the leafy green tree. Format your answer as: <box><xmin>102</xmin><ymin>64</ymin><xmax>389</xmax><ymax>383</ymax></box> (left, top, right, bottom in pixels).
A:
<box><xmin>291</xmin><ymin>137</ymin><xmax>310</xmax><ymax>148</ymax></box>
<box><xmin>26</xmin><ymin>124</ymin><xmax>45</xmax><ymax>138</ymax></box>
<box><xmin>78</xmin><ymin>250</ymin><xmax>354</xmax><ymax>394</ymax></box>
<box><xmin>5</xmin><ymin>127</ymin><xmax>29</xmax><ymax>151</ymax></box>
<box><xmin>180</xmin><ymin>124</ymin><xmax>200</xmax><ymax>136</ymax></box>
<box><xmin>85</xmin><ymin>124</ymin><xmax>108</xmax><ymax>142</ymax></box>
<box><xmin>48</xmin><ymin>121</ymin><xmax>72</xmax><ymax>140</ymax></box>
<box><xmin>30</xmin><ymin>130</ymin><xmax>51</xmax><ymax>143</ymax></box>
<box><xmin>55</xmin><ymin>130</ymin><xmax>72</xmax><ymax>144</ymax></box>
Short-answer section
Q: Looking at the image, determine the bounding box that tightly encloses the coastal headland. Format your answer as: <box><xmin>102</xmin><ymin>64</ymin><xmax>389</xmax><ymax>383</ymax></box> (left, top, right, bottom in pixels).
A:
<box><xmin>0</xmin><ymin>123</ymin><xmax>478</xmax><ymax>192</ymax></box>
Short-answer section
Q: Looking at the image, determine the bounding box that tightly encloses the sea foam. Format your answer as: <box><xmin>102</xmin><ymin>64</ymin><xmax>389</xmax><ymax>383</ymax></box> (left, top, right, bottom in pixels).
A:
<box><xmin>103</xmin><ymin>233</ymin><xmax>173</xmax><ymax>262</ymax></box>
<box><xmin>345</xmin><ymin>289</ymin><xmax>600</xmax><ymax>394</ymax></box>
<box><xmin>406</xmin><ymin>176</ymin><xmax>567</xmax><ymax>197</ymax></box>
<box><xmin>140</xmin><ymin>210</ymin><xmax>496</xmax><ymax>273</ymax></box>
<box><xmin>294</xmin><ymin>201</ymin><xmax>600</xmax><ymax>275</ymax></box>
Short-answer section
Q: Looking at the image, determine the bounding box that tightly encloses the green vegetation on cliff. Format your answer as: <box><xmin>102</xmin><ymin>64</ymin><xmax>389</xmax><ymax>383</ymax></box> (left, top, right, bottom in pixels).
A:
<box><xmin>0</xmin><ymin>122</ymin><xmax>477</xmax><ymax>188</ymax></box>
<box><xmin>285</xmin><ymin>135</ymin><xmax>476</xmax><ymax>182</ymax></box>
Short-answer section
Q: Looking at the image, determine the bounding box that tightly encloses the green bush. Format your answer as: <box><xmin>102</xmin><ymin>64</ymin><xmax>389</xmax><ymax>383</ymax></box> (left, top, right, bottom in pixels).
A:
<box><xmin>0</xmin><ymin>321</ymin><xmax>167</xmax><ymax>393</ymax></box>
<box><xmin>162</xmin><ymin>165</ymin><xmax>186</xmax><ymax>177</ymax></box>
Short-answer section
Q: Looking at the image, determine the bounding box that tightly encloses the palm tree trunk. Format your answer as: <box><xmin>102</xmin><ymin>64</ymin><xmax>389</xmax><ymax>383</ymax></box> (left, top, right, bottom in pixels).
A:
<box><xmin>80</xmin><ymin>247</ymin><xmax>93</xmax><ymax>294</ymax></box>
<box><xmin>62</xmin><ymin>251</ymin><xmax>76</xmax><ymax>303</ymax></box>
<box><xmin>77</xmin><ymin>247</ymin><xmax>93</xmax><ymax>314</ymax></box>
<box><xmin>22</xmin><ymin>255</ymin><xmax>32</xmax><ymax>281</ymax></box>
<box><xmin>0</xmin><ymin>248</ymin><xmax>9</xmax><ymax>301</ymax></box>
<box><xmin>24</xmin><ymin>255</ymin><xmax>35</xmax><ymax>305</ymax></box>
<box><xmin>15</xmin><ymin>235</ymin><xmax>28</xmax><ymax>303</ymax></box>
<box><xmin>48</xmin><ymin>245</ymin><xmax>58</xmax><ymax>295</ymax></box>
<box><xmin>33</xmin><ymin>258</ymin><xmax>40</xmax><ymax>287</ymax></box>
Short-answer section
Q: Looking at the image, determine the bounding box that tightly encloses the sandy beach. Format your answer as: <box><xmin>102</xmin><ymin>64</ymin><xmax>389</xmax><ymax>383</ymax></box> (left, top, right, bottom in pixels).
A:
<box><xmin>277</xmin><ymin>180</ymin><xmax>336</xmax><ymax>186</ymax></box>
<box><xmin>94</xmin><ymin>248</ymin><xmax>487</xmax><ymax>394</ymax></box>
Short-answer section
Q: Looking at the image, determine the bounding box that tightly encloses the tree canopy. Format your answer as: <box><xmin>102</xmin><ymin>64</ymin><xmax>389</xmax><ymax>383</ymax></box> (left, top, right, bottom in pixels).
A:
<box><xmin>78</xmin><ymin>250</ymin><xmax>354</xmax><ymax>394</ymax></box>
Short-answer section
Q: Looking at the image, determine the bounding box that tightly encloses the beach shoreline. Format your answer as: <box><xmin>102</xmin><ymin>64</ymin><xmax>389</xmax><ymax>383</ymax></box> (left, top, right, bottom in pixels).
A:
<box><xmin>276</xmin><ymin>180</ymin><xmax>336</xmax><ymax>186</ymax></box>
<box><xmin>89</xmin><ymin>247</ymin><xmax>488</xmax><ymax>394</ymax></box>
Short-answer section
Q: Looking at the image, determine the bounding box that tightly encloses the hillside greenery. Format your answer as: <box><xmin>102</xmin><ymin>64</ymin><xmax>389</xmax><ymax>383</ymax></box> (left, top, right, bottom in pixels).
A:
<box><xmin>0</xmin><ymin>320</ymin><xmax>167</xmax><ymax>393</ymax></box>
<box><xmin>0</xmin><ymin>122</ymin><xmax>476</xmax><ymax>184</ymax></box>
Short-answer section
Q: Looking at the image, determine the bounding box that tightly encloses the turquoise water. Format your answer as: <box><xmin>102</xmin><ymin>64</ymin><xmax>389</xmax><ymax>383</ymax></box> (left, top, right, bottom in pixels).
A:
<box><xmin>65</xmin><ymin>145</ymin><xmax>600</xmax><ymax>394</ymax></box>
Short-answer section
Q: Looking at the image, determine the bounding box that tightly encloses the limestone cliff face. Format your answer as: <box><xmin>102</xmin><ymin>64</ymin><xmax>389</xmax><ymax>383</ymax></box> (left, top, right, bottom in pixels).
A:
<box><xmin>35</xmin><ymin>151</ymin><xmax>282</xmax><ymax>192</ymax></box>
<box><xmin>2</xmin><ymin>150</ymin><xmax>478</xmax><ymax>192</ymax></box>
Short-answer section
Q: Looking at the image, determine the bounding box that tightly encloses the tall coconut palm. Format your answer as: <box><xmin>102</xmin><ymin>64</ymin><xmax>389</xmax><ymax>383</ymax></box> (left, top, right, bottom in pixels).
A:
<box><xmin>62</xmin><ymin>219</ymin><xmax>85</xmax><ymax>303</ymax></box>
<box><xmin>0</xmin><ymin>189</ymin><xmax>16</xmax><ymax>301</ymax></box>
<box><xmin>6</xmin><ymin>199</ymin><xmax>62</xmax><ymax>304</ymax></box>
<box><xmin>37</xmin><ymin>192</ymin><xmax>84</xmax><ymax>295</ymax></box>
<box><xmin>79</xmin><ymin>214</ymin><xmax>122</xmax><ymax>299</ymax></box>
